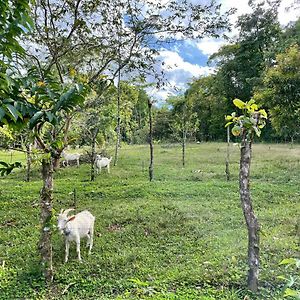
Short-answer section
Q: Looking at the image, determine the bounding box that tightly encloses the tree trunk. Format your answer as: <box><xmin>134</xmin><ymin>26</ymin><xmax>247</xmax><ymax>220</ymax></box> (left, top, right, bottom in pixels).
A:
<box><xmin>182</xmin><ymin>130</ymin><xmax>186</xmax><ymax>168</ymax></box>
<box><xmin>39</xmin><ymin>158</ymin><xmax>54</xmax><ymax>284</ymax></box>
<box><xmin>225</xmin><ymin>126</ymin><xmax>230</xmax><ymax>181</ymax></box>
<box><xmin>25</xmin><ymin>143</ymin><xmax>31</xmax><ymax>182</ymax></box>
<box><xmin>240</xmin><ymin>133</ymin><xmax>260</xmax><ymax>292</ymax></box>
<box><xmin>148</xmin><ymin>100</ymin><xmax>154</xmax><ymax>181</ymax></box>
<box><xmin>114</xmin><ymin>57</ymin><xmax>121</xmax><ymax>167</ymax></box>
<box><xmin>90</xmin><ymin>128</ymin><xmax>99</xmax><ymax>181</ymax></box>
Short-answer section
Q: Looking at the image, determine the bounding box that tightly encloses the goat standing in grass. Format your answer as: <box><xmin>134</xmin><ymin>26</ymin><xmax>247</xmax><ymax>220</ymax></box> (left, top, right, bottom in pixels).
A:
<box><xmin>57</xmin><ymin>209</ymin><xmax>95</xmax><ymax>262</ymax></box>
<box><xmin>95</xmin><ymin>155</ymin><xmax>112</xmax><ymax>174</ymax></box>
<box><xmin>62</xmin><ymin>151</ymin><xmax>81</xmax><ymax>167</ymax></box>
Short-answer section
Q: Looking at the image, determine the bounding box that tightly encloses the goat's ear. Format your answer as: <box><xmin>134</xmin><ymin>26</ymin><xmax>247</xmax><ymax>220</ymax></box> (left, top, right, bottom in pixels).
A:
<box><xmin>68</xmin><ymin>216</ymin><xmax>76</xmax><ymax>222</ymax></box>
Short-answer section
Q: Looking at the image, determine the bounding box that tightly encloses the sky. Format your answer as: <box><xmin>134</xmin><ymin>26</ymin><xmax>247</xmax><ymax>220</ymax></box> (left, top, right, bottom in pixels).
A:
<box><xmin>149</xmin><ymin>0</ymin><xmax>300</xmax><ymax>103</ymax></box>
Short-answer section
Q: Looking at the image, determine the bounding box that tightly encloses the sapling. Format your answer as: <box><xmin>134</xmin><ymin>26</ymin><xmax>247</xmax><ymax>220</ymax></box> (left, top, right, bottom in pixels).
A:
<box><xmin>225</xmin><ymin>98</ymin><xmax>267</xmax><ymax>292</ymax></box>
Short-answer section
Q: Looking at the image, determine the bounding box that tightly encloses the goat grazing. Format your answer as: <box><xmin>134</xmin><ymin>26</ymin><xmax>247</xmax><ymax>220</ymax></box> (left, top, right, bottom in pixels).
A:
<box><xmin>95</xmin><ymin>155</ymin><xmax>112</xmax><ymax>174</ymax></box>
<box><xmin>57</xmin><ymin>208</ymin><xmax>95</xmax><ymax>262</ymax></box>
<box><xmin>62</xmin><ymin>151</ymin><xmax>81</xmax><ymax>167</ymax></box>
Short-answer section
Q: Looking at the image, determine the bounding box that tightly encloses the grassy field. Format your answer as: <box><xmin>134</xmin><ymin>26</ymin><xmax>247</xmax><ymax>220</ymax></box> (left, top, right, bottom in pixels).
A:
<box><xmin>0</xmin><ymin>143</ymin><xmax>299</xmax><ymax>299</ymax></box>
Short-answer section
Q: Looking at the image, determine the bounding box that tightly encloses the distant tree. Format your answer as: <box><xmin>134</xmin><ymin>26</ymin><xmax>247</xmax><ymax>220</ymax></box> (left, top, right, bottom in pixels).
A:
<box><xmin>185</xmin><ymin>75</ymin><xmax>229</xmax><ymax>141</ymax></box>
<box><xmin>152</xmin><ymin>107</ymin><xmax>173</xmax><ymax>142</ymax></box>
<box><xmin>254</xmin><ymin>45</ymin><xmax>300</xmax><ymax>144</ymax></box>
<box><xmin>210</xmin><ymin>0</ymin><xmax>281</xmax><ymax>102</ymax></box>
<box><xmin>226</xmin><ymin>98</ymin><xmax>267</xmax><ymax>292</ymax></box>
<box><xmin>169</xmin><ymin>95</ymin><xmax>198</xmax><ymax>167</ymax></box>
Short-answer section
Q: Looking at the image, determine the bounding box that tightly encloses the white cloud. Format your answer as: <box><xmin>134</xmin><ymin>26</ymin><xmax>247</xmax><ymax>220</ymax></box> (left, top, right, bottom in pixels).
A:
<box><xmin>159</xmin><ymin>50</ymin><xmax>213</xmax><ymax>78</ymax></box>
<box><xmin>147</xmin><ymin>50</ymin><xmax>214</xmax><ymax>102</ymax></box>
<box><xmin>196</xmin><ymin>38</ymin><xmax>226</xmax><ymax>56</ymax></box>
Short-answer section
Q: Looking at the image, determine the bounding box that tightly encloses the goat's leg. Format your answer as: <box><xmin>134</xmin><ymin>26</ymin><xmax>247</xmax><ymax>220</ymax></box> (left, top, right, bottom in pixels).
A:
<box><xmin>107</xmin><ymin>164</ymin><xmax>110</xmax><ymax>174</ymax></box>
<box><xmin>76</xmin><ymin>237</ymin><xmax>82</xmax><ymax>261</ymax></box>
<box><xmin>86</xmin><ymin>233</ymin><xmax>91</xmax><ymax>248</ymax></box>
<box><xmin>88</xmin><ymin>225</ymin><xmax>94</xmax><ymax>255</ymax></box>
<box><xmin>65</xmin><ymin>240</ymin><xmax>70</xmax><ymax>263</ymax></box>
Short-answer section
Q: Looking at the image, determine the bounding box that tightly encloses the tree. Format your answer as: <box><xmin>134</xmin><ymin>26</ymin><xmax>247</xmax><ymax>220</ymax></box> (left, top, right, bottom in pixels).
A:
<box><xmin>29</xmin><ymin>0</ymin><xmax>233</xmax><ymax>160</ymax></box>
<box><xmin>169</xmin><ymin>95</ymin><xmax>198</xmax><ymax>167</ymax></box>
<box><xmin>226</xmin><ymin>98</ymin><xmax>267</xmax><ymax>292</ymax></box>
<box><xmin>254</xmin><ymin>45</ymin><xmax>300</xmax><ymax>143</ymax></box>
<box><xmin>185</xmin><ymin>75</ymin><xmax>229</xmax><ymax>141</ymax></box>
<box><xmin>148</xmin><ymin>98</ymin><xmax>154</xmax><ymax>182</ymax></box>
<box><xmin>21</xmin><ymin>68</ymin><xmax>88</xmax><ymax>283</ymax></box>
<box><xmin>209</xmin><ymin>0</ymin><xmax>281</xmax><ymax>102</ymax></box>
<box><xmin>0</xmin><ymin>0</ymin><xmax>33</xmax><ymax>174</ymax></box>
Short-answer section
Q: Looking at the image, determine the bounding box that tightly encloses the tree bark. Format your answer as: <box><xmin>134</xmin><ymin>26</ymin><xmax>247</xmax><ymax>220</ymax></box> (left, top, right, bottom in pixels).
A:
<box><xmin>239</xmin><ymin>133</ymin><xmax>260</xmax><ymax>292</ymax></box>
<box><xmin>114</xmin><ymin>50</ymin><xmax>121</xmax><ymax>167</ymax></box>
<box><xmin>39</xmin><ymin>158</ymin><xmax>54</xmax><ymax>285</ymax></box>
<box><xmin>225</xmin><ymin>126</ymin><xmax>230</xmax><ymax>181</ymax></box>
<box><xmin>148</xmin><ymin>100</ymin><xmax>154</xmax><ymax>181</ymax></box>
<box><xmin>90</xmin><ymin>128</ymin><xmax>99</xmax><ymax>181</ymax></box>
<box><xmin>182</xmin><ymin>129</ymin><xmax>186</xmax><ymax>168</ymax></box>
<box><xmin>25</xmin><ymin>143</ymin><xmax>31</xmax><ymax>182</ymax></box>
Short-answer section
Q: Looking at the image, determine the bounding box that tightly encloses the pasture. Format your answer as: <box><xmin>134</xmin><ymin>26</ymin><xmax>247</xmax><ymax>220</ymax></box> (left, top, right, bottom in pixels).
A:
<box><xmin>0</xmin><ymin>143</ymin><xmax>299</xmax><ymax>299</ymax></box>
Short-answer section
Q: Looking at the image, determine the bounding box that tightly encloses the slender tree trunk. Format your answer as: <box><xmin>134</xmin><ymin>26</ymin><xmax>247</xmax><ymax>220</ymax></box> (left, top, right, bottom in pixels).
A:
<box><xmin>25</xmin><ymin>143</ymin><xmax>31</xmax><ymax>182</ymax></box>
<box><xmin>148</xmin><ymin>100</ymin><xmax>154</xmax><ymax>181</ymax></box>
<box><xmin>240</xmin><ymin>133</ymin><xmax>260</xmax><ymax>292</ymax></box>
<box><xmin>225</xmin><ymin>126</ymin><xmax>230</xmax><ymax>181</ymax></box>
<box><xmin>91</xmin><ymin>128</ymin><xmax>99</xmax><ymax>181</ymax></box>
<box><xmin>39</xmin><ymin>158</ymin><xmax>54</xmax><ymax>285</ymax></box>
<box><xmin>114</xmin><ymin>51</ymin><xmax>121</xmax><ymax>167</ymax></box>
<box><xmin>182</xmin><ymin>129</ymin><xmax>186</xmax><ymax>168</ymax></box>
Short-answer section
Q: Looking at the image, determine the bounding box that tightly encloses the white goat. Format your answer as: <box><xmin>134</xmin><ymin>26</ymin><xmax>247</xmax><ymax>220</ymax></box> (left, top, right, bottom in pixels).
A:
<box><xmin>62</xmin><ymin>151</ymin><xmax>81</xmax><ymax>167</ymax></box>
<box><xmin>57</xmin><ymin>208</ymin><xmax>95</xmax><ymax>263</ymax></box>
<box><xmin>95</xmin><ymin>155</ymin><xmax>112</xmax><ymax>174</ymax></box>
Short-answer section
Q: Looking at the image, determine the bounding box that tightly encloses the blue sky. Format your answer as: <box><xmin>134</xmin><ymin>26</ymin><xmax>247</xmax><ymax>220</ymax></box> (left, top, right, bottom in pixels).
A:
<box><xmin>149</xmin><ymin>0</ymin><xmax>300</xmax><ymax>102</ymax></box>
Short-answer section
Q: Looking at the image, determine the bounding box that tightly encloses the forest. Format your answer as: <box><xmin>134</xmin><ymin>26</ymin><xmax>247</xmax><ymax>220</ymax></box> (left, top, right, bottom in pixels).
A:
<box><xmin>0</xmin><ymin>0</ymin><xmax>299</xmax><ymax>299</ymax></box>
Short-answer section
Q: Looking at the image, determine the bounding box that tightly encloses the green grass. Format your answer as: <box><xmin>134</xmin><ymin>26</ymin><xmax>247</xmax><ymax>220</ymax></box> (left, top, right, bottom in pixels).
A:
<box><xmin>0</xmin><ymin>143</ymin><xmax>299</xmax><ymax>299</ymax></box>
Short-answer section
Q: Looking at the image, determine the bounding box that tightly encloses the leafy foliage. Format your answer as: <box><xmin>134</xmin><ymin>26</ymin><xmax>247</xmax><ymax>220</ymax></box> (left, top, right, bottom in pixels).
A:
<box><xmin>225</xmin><ymin>99</ymin><xmax>267</xmax><ymax>138</ymax></box>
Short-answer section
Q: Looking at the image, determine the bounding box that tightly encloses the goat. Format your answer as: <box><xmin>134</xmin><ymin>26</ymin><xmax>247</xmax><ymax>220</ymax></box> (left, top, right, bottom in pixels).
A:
<box><xmin>62</xmin><ymin>151</ymin><xmax>81</xmax><ymax>167</ymax></box>
<box><xmin>95</xmin><ymin>155</ymin><xmax>112</xmax><ymax>174</ymax></box>
<box><xmin>57</xmin><ymin>208</ymin><xmax>95</xmax><ymax>263</ymax></box>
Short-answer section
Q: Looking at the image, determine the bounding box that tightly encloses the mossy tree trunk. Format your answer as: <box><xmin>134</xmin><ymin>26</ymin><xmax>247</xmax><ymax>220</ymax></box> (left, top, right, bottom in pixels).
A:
<box><xmin>39</xmin><ymin>158</ymin><xmax>54</xmax><ymax>285</ymax></box>
<box><xmin>239</xmin><ymin>132</ymin><xmax>260</xmax><ymax>292</ymax></box>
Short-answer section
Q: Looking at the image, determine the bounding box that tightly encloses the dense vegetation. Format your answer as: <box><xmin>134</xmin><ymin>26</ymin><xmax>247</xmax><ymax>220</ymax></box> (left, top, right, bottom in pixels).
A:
<box><xmin>0</xmin><ymin>143</ymin><xmax>299</xmax><ymax>299</ymax></box>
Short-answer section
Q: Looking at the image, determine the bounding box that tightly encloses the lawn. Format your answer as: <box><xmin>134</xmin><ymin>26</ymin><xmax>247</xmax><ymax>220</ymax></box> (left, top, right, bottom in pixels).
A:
<box><xmin>0</xmin><ymin>143</ymin><xmax>299</xmax><ymax>299</ymax></box>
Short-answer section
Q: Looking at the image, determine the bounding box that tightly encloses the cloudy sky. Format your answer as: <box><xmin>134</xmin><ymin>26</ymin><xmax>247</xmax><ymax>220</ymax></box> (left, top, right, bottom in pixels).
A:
<box><xmin>150</xmin><ymin>0</ymin><xmax>300</xmax><ymax>102</ymax></box>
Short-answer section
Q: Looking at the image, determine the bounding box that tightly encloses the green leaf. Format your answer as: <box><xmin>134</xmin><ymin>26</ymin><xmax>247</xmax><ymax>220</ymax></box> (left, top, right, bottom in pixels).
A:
<box><xmin>233</xmin><ymin>99</ymin><xmax>246</xmax><ymax>109</ymax></box>
<box><xmin>29</xmin><ymin>111</ymin><xmax>44</xmax><ymax>129</ymax></box>
<box><xmin>225</xmin><ymin>122</ymin><xmax>233</xmax><ymax>128</ymax></box>
<box><xmin>0</xmin><ymin>107</ymin><xmax>5</xmax><ymax>120</ymax></box>
<box><xmin>259</xmin><ymin>109</ymin><xmax>268</xmax><ymax>118</ymax></box>
<box><xmin>5</xmin><ymin>104</ymin><xmax>20</xmax><ymax>122</ymax></box>
<box><xmin>45</xmin><ymin>111</ymin><xmax>54</xmax><ymax>123</ymax></box>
